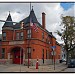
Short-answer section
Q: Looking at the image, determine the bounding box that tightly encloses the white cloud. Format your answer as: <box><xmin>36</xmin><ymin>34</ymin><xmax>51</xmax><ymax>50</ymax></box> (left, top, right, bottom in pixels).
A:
<box><xmin>0</xmin><ymin>3</ymin><xmax>74</xmax><ymax>44</ymax></box>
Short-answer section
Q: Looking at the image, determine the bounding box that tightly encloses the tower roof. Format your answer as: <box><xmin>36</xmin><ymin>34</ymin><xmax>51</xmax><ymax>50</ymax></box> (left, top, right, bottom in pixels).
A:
<box><xmin>20</xmin><ymin>8</ymin><xmax>38</xmax><ymax>24</ymax></box>
<box><xmin>3</xmin><ymin>12</ymin><xmax>13</xmax><ymax>28</ymax></box>
<box><xmin>13</xmin><ymin>8</ymin><xmax>41</xmax><ymax>29</ymax></box>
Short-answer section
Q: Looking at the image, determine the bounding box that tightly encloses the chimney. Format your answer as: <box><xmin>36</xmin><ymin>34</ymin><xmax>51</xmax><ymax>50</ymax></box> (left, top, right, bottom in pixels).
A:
<box><xmin>42</xmin><ymin>12</ymin><xmax>46</xmax><ymax>29</ymax></box>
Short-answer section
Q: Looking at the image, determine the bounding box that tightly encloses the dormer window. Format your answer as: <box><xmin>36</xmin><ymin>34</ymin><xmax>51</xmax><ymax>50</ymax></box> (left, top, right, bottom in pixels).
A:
<box><xmin>2</xmin><ymin>32</ymin><xmax>6</xmax><ymax>40</ymax></box>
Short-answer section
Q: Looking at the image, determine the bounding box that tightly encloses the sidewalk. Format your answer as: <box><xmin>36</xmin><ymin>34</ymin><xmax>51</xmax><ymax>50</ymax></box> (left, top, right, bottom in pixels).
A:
<box><xmin>0</xmin><ymin>63</ymin><xmax>67</xmax><ymax>72</ymax></box>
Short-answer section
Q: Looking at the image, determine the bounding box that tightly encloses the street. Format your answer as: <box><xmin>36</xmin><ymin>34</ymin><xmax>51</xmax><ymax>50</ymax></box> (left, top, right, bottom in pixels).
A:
<box><xmin>62</xmin><ymin>67</ymin><xmax>75</xmax><ymax>72</ymax></box>
<box><xmin>0</xmin><ymin>63</ymin><xmax>67</xmax><ymax>72</ymax></box>
<box><xmin>0</xmin><ymin>63</ymin><xmax>75</xmax><ymax>72</ymax></box>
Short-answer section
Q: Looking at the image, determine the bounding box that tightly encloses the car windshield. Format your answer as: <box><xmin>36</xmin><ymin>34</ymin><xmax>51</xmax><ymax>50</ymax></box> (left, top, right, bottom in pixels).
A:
<box><xmin>70</xmin><ymin>59</ymin><xmax>75</xmax><ymax>62</ymax></box>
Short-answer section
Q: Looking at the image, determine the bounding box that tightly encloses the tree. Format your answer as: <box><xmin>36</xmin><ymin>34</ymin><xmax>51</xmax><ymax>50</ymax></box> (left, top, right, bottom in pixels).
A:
<box><xmin>57</xmin><ymin>16</ymin><xmax>75</xmax><ymax>64</ymax></box>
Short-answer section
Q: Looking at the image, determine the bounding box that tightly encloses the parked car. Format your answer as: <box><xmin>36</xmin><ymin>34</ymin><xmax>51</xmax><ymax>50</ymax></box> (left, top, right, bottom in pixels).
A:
<box><xmin>68</xmin><ymin>59</ymin><xmax>75</xmax><ymax>68</ymax></box>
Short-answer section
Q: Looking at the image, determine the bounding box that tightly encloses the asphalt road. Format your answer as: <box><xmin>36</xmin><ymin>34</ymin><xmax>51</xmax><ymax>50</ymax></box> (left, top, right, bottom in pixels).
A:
<box><xmin>62</xmin><ymin>68</ymin><xmax>75</xmax><ymax>72</ymax></box>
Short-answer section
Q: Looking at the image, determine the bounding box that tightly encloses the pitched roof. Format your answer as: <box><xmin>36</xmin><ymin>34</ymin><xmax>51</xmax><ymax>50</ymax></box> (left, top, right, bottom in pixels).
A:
<box><xmin>13</xmin><ymin>8</ymin><xmax>41</xmax><ymax>29</ymax></box>
<box><xmin>2</xmin><ymin>12</ymin><xmax>13</xmax><ymax>28</ymax></box>
<box><xmin>13</xmin><ymin>8</ymin><xmax>55</xmax><ymax>38</ymax></box>
<box><xmin>21</xmin><ymin>8</ymin><xmax>38</xmax><ymax>23</ymax></box>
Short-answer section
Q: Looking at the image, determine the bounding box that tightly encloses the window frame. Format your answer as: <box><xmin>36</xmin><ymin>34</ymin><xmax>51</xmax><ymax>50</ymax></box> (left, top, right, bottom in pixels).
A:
<box><xmin>16</xmin><ymin>32</ymin><xmax>19</xmax><ymax>40</ymax></box>
<box><xmin>20</xmin><ymin>32</ymin><xmax>24</xmax><ymax>40</ymax></box>
<box><xmin>27</xmin><ymin>29</ymin><xmax>31</xmax><ymax>38</ymax></box>
<box><xmin>1</xmin><ymin>48</ymin><xmax>5</xmax><ymax>59</ymax></box>
<box><xmin>2</xmin><ymin>32</ymin><xmax>6</xmax><ymax>40</ymax></box>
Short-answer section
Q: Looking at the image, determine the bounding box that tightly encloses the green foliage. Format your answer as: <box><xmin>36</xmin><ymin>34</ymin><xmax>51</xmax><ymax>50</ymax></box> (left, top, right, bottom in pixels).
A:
<box><xmin>57</xmin><ymin>16</ymin><xmax>75</xmax><ymax>64</ymax></box>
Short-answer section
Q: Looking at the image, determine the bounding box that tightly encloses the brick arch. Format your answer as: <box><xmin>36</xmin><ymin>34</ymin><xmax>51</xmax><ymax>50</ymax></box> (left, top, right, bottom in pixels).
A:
<box><xmin>9</xmin><ymin>46</ymin><xmax>25</xmax><ymax>53</ymax></box>
<box><xmin>9</xmin><ymin>46</ymin><xmax>24</xmax><ymax>64</ymax></box>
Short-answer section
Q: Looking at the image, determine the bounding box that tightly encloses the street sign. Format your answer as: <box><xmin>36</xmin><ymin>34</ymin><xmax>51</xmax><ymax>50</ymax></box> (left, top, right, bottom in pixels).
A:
<box><xmin>51</xmin><ymin>46</ymin><xmax>56</xmax><ymax>49</ymax></box>
<box><xmin>51</xmin><ymin>51</ymin><xmax>56</xmax><ymax>55</ymax></box>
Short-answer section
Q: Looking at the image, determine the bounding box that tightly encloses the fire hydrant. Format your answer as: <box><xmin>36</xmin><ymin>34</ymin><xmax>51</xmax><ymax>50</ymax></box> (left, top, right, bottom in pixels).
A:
<box><xmin>36</xmin><ymin>58</ymin><xmax>38</xmax><ymax>69</ymax></box>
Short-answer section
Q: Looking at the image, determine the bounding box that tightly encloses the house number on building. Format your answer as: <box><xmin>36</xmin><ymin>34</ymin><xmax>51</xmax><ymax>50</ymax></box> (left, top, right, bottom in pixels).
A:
<box><xmin>9</xmin><ymin>41</ymin><xmax>24</xmax><ymax>45</ymax></box>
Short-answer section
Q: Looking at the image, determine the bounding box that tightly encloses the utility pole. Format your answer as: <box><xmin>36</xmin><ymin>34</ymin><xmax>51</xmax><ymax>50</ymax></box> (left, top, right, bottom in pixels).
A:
<box><xmin>28</xmin><ymin>2</ymin><xmax>31</xmax><ymax>68</ymax></box>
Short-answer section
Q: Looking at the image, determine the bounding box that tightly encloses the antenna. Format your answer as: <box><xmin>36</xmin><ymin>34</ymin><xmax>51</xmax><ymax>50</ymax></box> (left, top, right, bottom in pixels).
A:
<box><xmin>9</xmin><ymin>11</ymin><xmax>10</xmax><ymax>14</ymax></box>
<box><xmin>30</xmin><ymin>2</ymin><xmax>31</xmax><ymax>12</ymax></box>
<box><xmin>32</xmin><ymin>6</ymin><xmax>33</xmax><ymax>9</ymax></box>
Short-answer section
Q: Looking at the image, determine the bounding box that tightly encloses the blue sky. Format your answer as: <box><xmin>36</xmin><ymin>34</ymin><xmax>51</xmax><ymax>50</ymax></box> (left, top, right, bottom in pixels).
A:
<box><xmin>60</xmin><ymin>2</ymin><xmax>74</xmax><ymax>10</ymax></box>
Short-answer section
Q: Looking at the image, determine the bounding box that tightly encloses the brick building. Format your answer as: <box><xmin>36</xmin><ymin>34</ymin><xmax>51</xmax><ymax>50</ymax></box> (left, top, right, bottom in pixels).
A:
<box><xmin>1</xmin><ymin>8</ymin><xmax>61</xmax><ymax>65</ymax></box>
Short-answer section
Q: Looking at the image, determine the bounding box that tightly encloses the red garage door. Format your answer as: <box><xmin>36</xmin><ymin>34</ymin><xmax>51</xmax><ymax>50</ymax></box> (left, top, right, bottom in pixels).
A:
<box><xmin>13</xmin><ymin>50</ymin><xmax>23</xmax><ymax>64</ymax></box>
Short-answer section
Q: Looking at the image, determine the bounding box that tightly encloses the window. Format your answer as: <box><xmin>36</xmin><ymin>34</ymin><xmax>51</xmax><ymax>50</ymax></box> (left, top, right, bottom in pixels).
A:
<box><xmin>42</xmin><ymin>32</ymin><xmax>44</xmax><ymax>41</ymax></box>
<box><xmin>20</xmin><ymin>32</ymin><xmax>23</xmax><ymax>40</ymax></box>
<box><xmin>3</xmin><ymin>32</ymin><xmax>6</xmax><ymax>40</ymax></box>
<box><xmin>27</xmin><ymin>47</ymin><xmax>31</xmax><ymax>59</ymax></box>
<box><xmin>16</xmin><ymin>32</ymin><xmax>19</xmax><ymax>40</ymax></box>
<box><xmin>27</xmin><ymin>29</ymin><xmax>31</xmax><ymax>38</ymax></box>
<box><xmin>1</xmin><ymin>48</ymin><xmax>5</xmax><ymax>59</ymax></box>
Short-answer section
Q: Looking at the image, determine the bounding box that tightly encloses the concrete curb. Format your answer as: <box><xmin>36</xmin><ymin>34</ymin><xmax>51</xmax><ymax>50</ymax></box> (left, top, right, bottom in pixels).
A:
<box><xmin>59</xmin><ymin>67</ymin><xmax>67</xmax><ymax>72</ymax></box>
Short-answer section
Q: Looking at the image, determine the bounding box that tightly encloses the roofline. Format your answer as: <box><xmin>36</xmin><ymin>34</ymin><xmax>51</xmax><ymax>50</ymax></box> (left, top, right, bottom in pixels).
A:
<box><xmin>56</xmin><ymin>41</ymin><xmax>60</xmax><ymax>46</ymax></box>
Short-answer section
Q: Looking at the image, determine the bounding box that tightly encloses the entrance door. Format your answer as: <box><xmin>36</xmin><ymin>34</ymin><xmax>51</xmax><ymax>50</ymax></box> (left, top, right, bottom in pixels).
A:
<box><xmin>13</xmin><ymin>48</ymin><xmax>23</xmax><ymax>64</ymax></box>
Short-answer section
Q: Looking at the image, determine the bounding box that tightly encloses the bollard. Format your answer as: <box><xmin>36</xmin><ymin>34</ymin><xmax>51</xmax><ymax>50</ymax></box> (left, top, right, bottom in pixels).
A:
<box><xmin>36</xmin><ymin>58</ymin><xmax>38</xmax><ymax>69</ymax></box>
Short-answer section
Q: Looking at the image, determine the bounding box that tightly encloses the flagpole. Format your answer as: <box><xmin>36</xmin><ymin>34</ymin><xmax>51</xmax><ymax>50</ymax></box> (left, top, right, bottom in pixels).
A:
<box><xmin>28</xmin><ymin>2</ymin><xmax>31</xmax><ymax>68</ymax></box>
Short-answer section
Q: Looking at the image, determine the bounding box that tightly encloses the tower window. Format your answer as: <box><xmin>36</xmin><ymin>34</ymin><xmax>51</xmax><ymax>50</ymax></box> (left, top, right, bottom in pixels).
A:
<box><xmin>2</xmin><ymin>32</ymin><xmax>6</xmax><ymax>40</ymax></box>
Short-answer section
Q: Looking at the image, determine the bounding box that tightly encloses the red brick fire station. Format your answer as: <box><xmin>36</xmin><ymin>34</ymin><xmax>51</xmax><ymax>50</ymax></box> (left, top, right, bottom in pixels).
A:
<box><xmin>1</xmin><ymin>7</ymin><xmax>61</xmax><ymax>65</ymax></box>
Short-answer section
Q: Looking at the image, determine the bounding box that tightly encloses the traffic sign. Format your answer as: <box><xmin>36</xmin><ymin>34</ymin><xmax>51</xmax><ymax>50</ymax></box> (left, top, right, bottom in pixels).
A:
<box><xmin>51</xmin><ymin>46</ymin><xmax>56</xmax><ymax>49</ymax></box>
